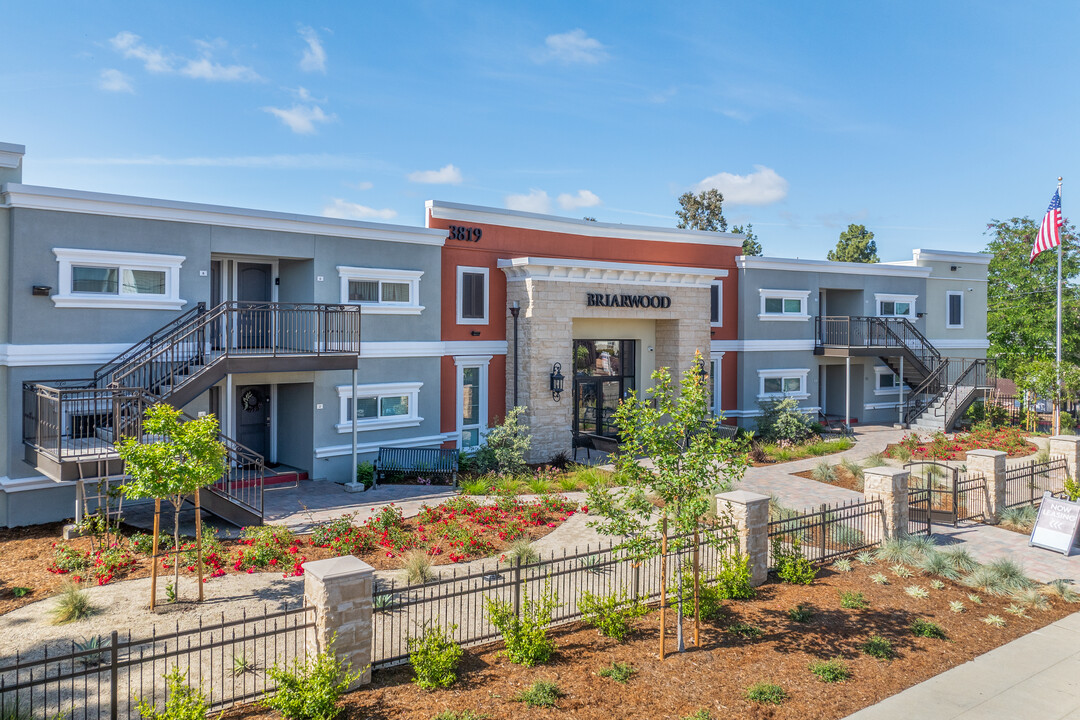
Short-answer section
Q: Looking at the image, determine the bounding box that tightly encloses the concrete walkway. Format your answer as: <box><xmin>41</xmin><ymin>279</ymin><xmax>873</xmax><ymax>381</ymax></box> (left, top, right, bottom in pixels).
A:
<box><xmin>845</xmin><ymin>610</ymin><xmax>1080</xmax><ymax>720</ymax></box>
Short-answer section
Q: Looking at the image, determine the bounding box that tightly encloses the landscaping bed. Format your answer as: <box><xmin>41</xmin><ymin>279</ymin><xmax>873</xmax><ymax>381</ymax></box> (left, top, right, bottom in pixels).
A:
<box><xmin>793</xmin><ymin>462</ymin><xmax>866</xmax><ymax>493</ymax></box>
<box><xmin>220</xmin><ymin>559</ymin><xmax>1075</xmax><ymax>720</ymax></box>
<box><xmin>884</xmin><ymin>426</ymin><xmax>1037</xmax><ymax>462</ymax></box>
<box><xmin>751</xmin><ymin>437</ymin><xmax>855</xmax><ymax>466</ymax></box>
<box><xmin>0</xmin><ymin>494</ymin><xmax>581</xmax><ymax>615</ymax></box>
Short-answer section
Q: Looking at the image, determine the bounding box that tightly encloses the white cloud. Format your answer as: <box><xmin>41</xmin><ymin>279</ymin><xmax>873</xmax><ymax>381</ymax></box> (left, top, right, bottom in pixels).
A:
<box><xmin>322</xmin><ymin>198</ymin><xmax>397</xmax><ymax>220</ymax></box>
<box><xmin>505</xmin><ymin>189</ymin><xmax>552</xmax><ymax>214</ymax></box>
<box><xmin>346</xmin><ymin>180</ymin><xmax>374</xmax><ymax>191</ymax></box>
<box><xmin>693</xmin><ymin>165</ymin><xmax>789</xmax><ymax>206</ymax></box>
<box><xmin>180</xmin><ymin>57</ymin><xmax>261</xmax><ymax>82</ymax></box>
<box><xmin>557</xmin><ymin>189</ymin><xmax>601</xmax><ymax>210</ymax></box>
<box><xmin>540</xmin><ymin>29</ymin><xmax>608</xmax><ymax>65</ymax></box>
<box><xmin>98</xmin><ymin>68</ymin><xmax>134</xmax><ymax>93</ymax></box>
<box><xmin>299</xmin><ymin>27</ymin><xmax>327</xmax><ymax>73</ymax></box>
<box><xmin>263</xmin><ymin>104</ymin><xmax>336</xmax><ymax>134</ymax></box>
<box><xmin>408</xmin><ymin>164</ymin><xmax>463</xmax><ymax>185</ymax></box>
<box><xmin>110</xmin><ymin>31</ymin><xmax>172</xmax><ymax>73</ymax></box>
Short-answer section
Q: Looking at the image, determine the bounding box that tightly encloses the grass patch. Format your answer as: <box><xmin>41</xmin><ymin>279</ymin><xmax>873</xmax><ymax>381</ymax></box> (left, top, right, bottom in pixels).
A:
<box><xmin>832</xmin><ymin>558</ymin><xmax>853</xmax><ymax>573</ymax></box>
<box><xmin>998</xmin><ymin>505</ymin><xmax>1037</xmax><ymax>532</ymax></box>
<box><xmin>861</xmin><ymin>635</ymin><xmax>894</xmax><ymax>660</ymax></box>
<box><xmin>599</xmin><ymin>661</ymin><xmax>635</xmax><ymax>684</ymax></box>
<box><xmin>809</xmin><ymin>658</ymin><xmax>851</xmax><ymax>683</ymax></box>
<box><xmin>679</xmin><ymin>712</ymin><xmax>713</xmax><ymax>720</ymax></box>
<box><xmin>982</xmin><ymin>614</ymin><xmax>1006</xmax><ymax>628</ymax></box>
<box><xmin>905</xmin><ymin>585</ymin><xmax>930</xmax><ymax>600</ymax></box>
<box><xmin>787</xmin><ymin>604</ymin><xmax>814</xmax><ymax>623</ymax></box>
<box><xmin>811</xmin><ymin>460</ymin><xmax>837</xmax><ymax>483</ymax></box>
<box><xmin>432</xmin><ymin>712</ymin><xmax>488</xmax><ymax>720</ymax></box>
<box><xmin>839</xmin><ymin>591</ymin><xmax>869</xmax><ymax>609</ymax></box>
<box><xmin>745</xmin><ymin>682</ymin><xmax>788</xmax><ymax>705</ymax></box>
<box><xmin>870</xmin><ymin>573</ymin><xmax>889</xmax><ymax>585</ymax></box>
<box><xmin>727</xmin><ymin>621</ymin><xmax>763</xmax><ymax>639</ymax></box>
<box><xmin>50</xmin><ymin>583</ymin><xmax>95</xmax><ymax>625</ymax></box>
<box><xmin>515</xmin><ymin>680</ymin><xmax>562</xmax><ymax>708</ymax></box>
<box><xmin>760</xmin><ymin>438</ymin><xmax>854</xmax><ymax>463</ymax></box>
<box><xmin>910</xmin><ymin>618</ymin><xmax>946</xmax><ymax>639</ymax></box>
<box><xmin>403</xmin><ymin>549</ymin><xmax>435</xmax><ymax>584</ymax></box>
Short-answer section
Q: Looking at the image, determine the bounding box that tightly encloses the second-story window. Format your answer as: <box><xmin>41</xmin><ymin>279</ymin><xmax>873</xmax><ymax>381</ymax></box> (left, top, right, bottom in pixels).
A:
<box><xmin>946</xmin><ymin>291</ymin><xmax>964</xmax><ymax>328</ymax></box>
<box><xmin>758</xmin><ymin>289</ymin><xmax>810</xmax><ymax>321</ymax></box>
<box><xmin>53</xmin><ymin>248</ymin><xmax>185</xmax><ymax>310</ymax></box>
<box><xmin>875</xmin><ymin>293</ymin><xmax>917</xmax><ymax>319</ymax></box>
<box><xmin>710</xmin><ymin>281</ymin><xmax>723</xmax><ymax>326</ymax></box>
<box><xmin>338</xmin><ymin>266</ymin><xmax>424</xmax><ymax>315</ymax></box>
<box><xmin>457</xmin><ymin>266</ymin><xmax>489</xmax><ymax>325</ymax></box>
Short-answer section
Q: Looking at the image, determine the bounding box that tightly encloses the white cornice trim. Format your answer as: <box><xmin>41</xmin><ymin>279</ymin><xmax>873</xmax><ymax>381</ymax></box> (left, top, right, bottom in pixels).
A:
<box><xmin>0</xmin><ymin>144</ymin><xmax>25</xmax><ymax>169</ymax></box>
<box><xmin>913</xmin><ymin>249</ymin><xmax>993</xmax><ymax>265</ymax></box>
<box><xmin>0</xmin><ymin>475</ymin><xmax>59</xmax><ymax>493</ymax></box>
<box><xmin>315</xmin><ymin>432</ymin><xmax>455</xmax><ymax>459</ymax></box>
<box><xmin>710</xmin><ymin>339</ymin><xmax>816</xmax><ymax>353</ymax></box>
<box><xmin>428</xmin><ymin>200</ymin><xmax>745</xmax><ymax>247</ymax></box>
<box><xmin>1</xmin><ymin>184</ymin><xmax>448</xmax><ymax>246</ymax></box>
<box><xmin>498</xmin><ymin>257</ymin><xmax>723</xmax><ymax>288</ymax></box>
<box><xmin>0</xmin><ymin>342</ymin><xmax>133</xmax><ymax>366</ymax></box>
<box><xmin>738</xmin><ymin>255</ymin><xmax>933</xmax><ymax>278</ymax></box>
<box><xmin>358</xmin><ymin>340</ymin><xmax>508</xmax><ymax>358</ymax></box>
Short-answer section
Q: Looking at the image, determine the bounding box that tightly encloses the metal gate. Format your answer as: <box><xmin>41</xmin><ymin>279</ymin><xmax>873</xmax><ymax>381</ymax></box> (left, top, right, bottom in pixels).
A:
<box><xmin>905</xmin><ymin>461</ymin><xmax>964</xmax><ymax>527</ymax></box>
<box><xmin>908</xmin><ymin>486</ymin><xmax>931</xmax><ymax>535</ymax></box>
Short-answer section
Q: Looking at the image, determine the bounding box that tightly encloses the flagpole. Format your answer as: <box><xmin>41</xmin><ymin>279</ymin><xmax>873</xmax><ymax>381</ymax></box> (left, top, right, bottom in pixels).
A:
<box><xmin>1055</xmin><ymin>176</ymin><xmax>1063</xmax><ymax>436</ymax></box>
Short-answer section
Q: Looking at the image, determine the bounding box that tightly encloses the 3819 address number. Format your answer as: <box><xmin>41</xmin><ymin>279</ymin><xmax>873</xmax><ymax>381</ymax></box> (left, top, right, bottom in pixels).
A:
<box><xmin>449</xmin><ymin>225</ymin><xmax>482</xmax><ymax>242</ymax></box>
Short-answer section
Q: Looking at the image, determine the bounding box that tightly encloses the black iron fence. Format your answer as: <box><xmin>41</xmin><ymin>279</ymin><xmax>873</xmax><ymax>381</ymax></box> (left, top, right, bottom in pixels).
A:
<box><xmin>1005</xmin><ymin>456</ymin><xmax>1069</xmax><ymax>509</ymax></box>
<box><xmin>372</xmin><ymin>529</ymin><xmax>737</xmax><ymax>669</ymax></box>
<box><xmin>904</xmin><ymin>461</ymin><xmax>988</xmax><ymax>526</ymax></box>
<box><xmin>908</xmin><ymin>487</ymin><xmax>931</xmax><ymax>535</ymax></box>
<box><xmin>767</xmin><ymin>498</ymin><xmax>884</xmax><ymax>567</ymax></box>
<box><xmin>0</xmin><ymin>605</ymin><xmax>314</xmax><ymax>720</ymax></box>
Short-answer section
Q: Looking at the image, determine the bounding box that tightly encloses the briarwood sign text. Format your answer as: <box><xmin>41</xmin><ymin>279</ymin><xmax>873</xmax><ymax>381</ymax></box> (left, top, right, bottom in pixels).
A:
<box><xmin>585</xmin><ymin>293</ymin><xmax>672</xmax><ymax>309</ymax></box>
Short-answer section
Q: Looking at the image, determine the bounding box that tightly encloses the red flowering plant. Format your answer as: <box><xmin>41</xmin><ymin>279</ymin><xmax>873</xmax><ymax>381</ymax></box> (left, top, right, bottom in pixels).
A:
<box><xmin>233</xmin><ymin>525</ymin><xmax>306</xmax><ymax>577</ymax></box>
<box><xmin>48</xmin><ymin>542</ymin><xmax>137</xmax><ymax>586</ymax></box>
<box><xmin>309</xmin><ymin>513</ymin><xmax>377</xmax><ymax>555</ymax></box>
<box><xmin>899</xmin><ymin>424</ymin><xmax>1037</xmax><ymax>461</ymax></box>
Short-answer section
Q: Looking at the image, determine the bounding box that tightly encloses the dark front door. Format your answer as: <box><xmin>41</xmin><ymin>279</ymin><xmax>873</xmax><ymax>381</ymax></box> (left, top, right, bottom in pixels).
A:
<box><xmin>237</xmin><ymin>262</ymin><xmax>273</xmax><ymax>349</ymax></box>
<box><xmin>236</xmin><ymin>385</ymin><xmax>271</xmax><ymax>456</ymax></box>
<box><xmin>572</xmin><ymin>340</ymin><xmax>636</xmax><ymax>439</ymax></box>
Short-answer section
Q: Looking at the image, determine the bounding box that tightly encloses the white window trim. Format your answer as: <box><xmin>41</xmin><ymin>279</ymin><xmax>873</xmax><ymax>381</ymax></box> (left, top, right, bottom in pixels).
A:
<box><xmin>53</xmin><ymin>248</ymin><xmax>186</xmax><ymax>310</ymax></box>
<box><xmin>710</xmin><ymin>352</ymin><xmax>724</xmax><ymax>415</ymax></box>
<box><xmin>456</xmin><ymin>266</ymin><xmax>490</xmax><ymax>326</ymax></box>
<box><xmin>946</xmin><ymin>290</ymin><xmax>964</xmax><ymax>329</ymax></box>
<box><xmin>874</xmin><ymin>366</ymin><xmax>900</xmax><ymax>395</ymax></box>
<box><xmin>455</xmin><ymin>355</ymin><xmax>491</xmax><ymax>450</ymax></box>
<box><xmin>758</xmin><ymin>289</ymin><xmax>811</xmax><ymax>321</ymax></box>
<box><xmin>710</xmin><ymin>280</ymin><xmax>723</xmax><ymax>327</ymax></box>
<box><xmin>757</xmin><ymin>368</ymin><xmax>810</xmax><ymax>400</ymax></box>
<box><xmin>874</xmin><ymin>293</ymin><xmax>917</xmax><ymax>319</ymax></box>
<box><xmin>335</xmin><ymin>381</ymin><xmax>423</xmax><ymax>433</ymax></box>
<box><xmin>337</xmin><ymin>266</ymin><xmax>424</xmax><ymax>315</ymax></box>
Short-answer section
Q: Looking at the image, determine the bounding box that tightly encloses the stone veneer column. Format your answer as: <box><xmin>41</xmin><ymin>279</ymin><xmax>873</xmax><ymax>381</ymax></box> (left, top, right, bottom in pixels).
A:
<box><xmin>715</xmin><ymin>490</ymin><xmax>770</xmax><ymax>586</ymax></box>
<box><xmin>303</xmin><ymin>556</ymin><xmax>374</xmax><ymax>687</ymax></box>
<box><xmin>1049</xmin><ymin>435</ymin><xmax>1080</xmax><ymax>478</ymax></box>
<box><xmin>965</xmin><ymin>448</ymin><xmax>1007</xmax><ymax>518</ymax></box>
<box><xmin>862</xmin><ymin>466</ymin><xmax>909</xmax><ymax>538</ymax></box>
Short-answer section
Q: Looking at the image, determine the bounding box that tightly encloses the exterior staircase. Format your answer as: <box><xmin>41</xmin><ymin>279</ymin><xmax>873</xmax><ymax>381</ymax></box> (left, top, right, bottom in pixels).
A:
<box><xmin>815</xmin><ymin>316</ymin><xmax>994</xmax><ymax>433</ymax></box>
<box><xmin>23</xmin><ymin>301</ymin><xmax>361</xmax><ymax>526</ymax></box>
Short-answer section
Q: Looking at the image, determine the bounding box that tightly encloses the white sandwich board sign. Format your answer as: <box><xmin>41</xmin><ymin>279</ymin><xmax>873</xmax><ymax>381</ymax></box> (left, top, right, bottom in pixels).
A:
<box><xmin>1030</xmin><ymin>492</ymin><xmax>1080</xmax><ymax>556</ymax></box>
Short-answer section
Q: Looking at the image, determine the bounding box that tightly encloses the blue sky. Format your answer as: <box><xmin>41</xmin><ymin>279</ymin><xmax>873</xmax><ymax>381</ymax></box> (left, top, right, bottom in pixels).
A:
<box><xmin>2</xmin><ymin>1</ymin><xmax>1077</xmax><ymax>259</ymax></box>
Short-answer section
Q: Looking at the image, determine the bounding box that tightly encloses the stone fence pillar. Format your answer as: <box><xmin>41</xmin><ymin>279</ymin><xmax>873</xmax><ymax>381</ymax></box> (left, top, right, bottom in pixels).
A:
<box><xmin>1049</xmin><ymin>436</ymin><xmax>1080</xmax><ymax>478</ymax></box>
<box><xmin>715</xmin><ymin>490</ymin><xmax>770</xmax><ymax>587</ymax></box>
<box><xmin>965</xmin><ymin>448</ymin><xmax>1007</xmax><ymax>518</ymax></box>
<box><xmin>303</xmin><ymin>556</ymin><xmax>374</xmax><ymax>687</ymax></box>
<box><xmin>862</xmin><ymin>467</ymin><xmax>909</xmax><ymax>539</ymax></box>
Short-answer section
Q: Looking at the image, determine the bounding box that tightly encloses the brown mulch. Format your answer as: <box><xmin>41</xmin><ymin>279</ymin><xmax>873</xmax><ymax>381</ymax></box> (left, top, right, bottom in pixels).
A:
<box><xmin>220</xmin><ymin>563</ymin><xmax>1074</xmax><ymax>720</ymax></box>
<box><xmin>793</xmin><ymin>465</ymin><xmax>864</xmax><ymax>493</ymax></box>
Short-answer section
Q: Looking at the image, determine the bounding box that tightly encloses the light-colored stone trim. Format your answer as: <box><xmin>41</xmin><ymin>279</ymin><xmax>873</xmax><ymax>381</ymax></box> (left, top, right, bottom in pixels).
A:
<box><xmin>303</xmin><ymin>556</ymin><xmax>374</xmax><ymax>687</ymax></box>
<box><xmin>965</xmin><ymin>449</ymin><xmax>1007</xmax><ymax>518</ymax></box>
<box><xmin>863</xmin><ymin>466</ymin><xmax>909</xmax><ymax>538</ymax></box>
<box><xmin>716</xmin><ymin>490</ymin><xmax>770</xmax><ymax>587</ymax></box>
<box><xmin>1049</xmin><ymin>436</ymin><xmax>1080</xmax><ymax>479</ymax></box>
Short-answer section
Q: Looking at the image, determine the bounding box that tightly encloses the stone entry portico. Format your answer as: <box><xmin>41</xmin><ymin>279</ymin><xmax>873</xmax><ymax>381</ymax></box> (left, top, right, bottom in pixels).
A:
<box><xmin>499</xmin><ymin>257</ymin><xmax>720</xmax><ymax>462</ymax></box>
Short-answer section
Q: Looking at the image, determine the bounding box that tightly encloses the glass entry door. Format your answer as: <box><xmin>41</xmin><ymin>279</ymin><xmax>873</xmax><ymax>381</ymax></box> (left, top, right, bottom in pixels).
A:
<box><xmin>572</xmin><ymin>340</ymin><xmax>635</xmax><ymax>438</ymax></box>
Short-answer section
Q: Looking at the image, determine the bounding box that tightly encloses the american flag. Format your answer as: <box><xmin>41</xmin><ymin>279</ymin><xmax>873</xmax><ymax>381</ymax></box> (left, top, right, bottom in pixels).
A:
<box><xmin>1030</xmin><ymin>188</ymin><xmax>1063</xmax><ymax>262</ymax></box>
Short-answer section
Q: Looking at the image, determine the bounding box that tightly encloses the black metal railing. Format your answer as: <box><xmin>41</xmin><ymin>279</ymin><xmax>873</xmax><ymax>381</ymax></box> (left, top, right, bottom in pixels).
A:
<box><xmin>93</xmin><ymin>303</ymin><xmax>209</xmax><ymax>388</ymax></box>
<box><xmin>767</xmin><ymin>498</ymin><xmax>885</xmax><ymax>566</ymax></box>
<box><xmin>0</xmin><ymin>605</ymin><xmax>314</xmax><ymax>719</ymax></box>
<box><xmin>932</xmin><ymin>359</ymin><xmax>996</xmax><ymax>429</ymax></box>
<box><xmin>905</xmin><ymin>461</ymin><xmax>988</xmax><ymax>527</ymax></box>
<box><xmin>1005</xmin><ymin>456</ymin><xmax>1069</xmax><ymax>509</ymax></box>
<box><xmin>908</xmin><ymin>487</ymin><xmax>931</xmax><ymax>535</ymax></box>
<box><xmin>372</xmin><ymin>529</ymin><xmax>737</xmax><ymax>669</ymax></box>
<box><xmin>816</xmin><ymin>315</ymin><xmax>941</xmax><ymax>374</ymax></box>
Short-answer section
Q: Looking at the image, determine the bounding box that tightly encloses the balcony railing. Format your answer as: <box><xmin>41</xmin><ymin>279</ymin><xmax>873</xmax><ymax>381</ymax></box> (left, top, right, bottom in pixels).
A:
<box><xmin>815</xmin><ymin>315</ymin><xmax>940</xmax><ymax>374</ymax></box>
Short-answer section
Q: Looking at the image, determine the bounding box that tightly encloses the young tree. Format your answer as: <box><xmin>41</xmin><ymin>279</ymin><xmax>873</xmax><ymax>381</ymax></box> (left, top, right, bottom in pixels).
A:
<box><xmin>985</xmin><ymin>217</ymin><xmax>1080</xmax><ymax>378</ymax></box>
<box><xmin>116</xmin><ymin>404</ymin><xmax>228</xmax><ymax>608</ymax></box>
<box><xmin>586</xmin><ymin>353</ymin><xmax>749</xmax><ymax>656</ymax></box>
<box><xmin>827</xmin><ymin>224</ymin><xmax>879</xmax><ymax>263</ymax></box>
<box><xmin>731</xmin><ymin>222</ymin><xmax>763</xmax><ymax>256</ymax></box>
<box><xmin>676</xmin><ymin>189</ymin><xmax>727</xmax><ymax>232</ymax></box>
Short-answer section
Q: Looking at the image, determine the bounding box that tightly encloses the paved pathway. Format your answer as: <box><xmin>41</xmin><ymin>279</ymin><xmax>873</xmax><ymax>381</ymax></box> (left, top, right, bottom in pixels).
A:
<box><xmin>931</xmin><ymin>522</ymin><xmax>1078</xmax><ymax>584</ymax></box>
<box><xmin>845</xmin><ymin>610</ymin><xmax>1080</xmax><ymax>720</ymax></box>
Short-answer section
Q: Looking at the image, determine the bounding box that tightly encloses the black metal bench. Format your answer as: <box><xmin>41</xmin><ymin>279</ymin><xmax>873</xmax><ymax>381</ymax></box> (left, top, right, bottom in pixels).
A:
<box><xmin>572</xmin><ymin>433</ymin><xmax>620</xmax><ymax>462</ymax></box>
<box><xmin>374</xmin><ymin>447</ymin><xmax>459</xmax><ymax>487</ymax></box>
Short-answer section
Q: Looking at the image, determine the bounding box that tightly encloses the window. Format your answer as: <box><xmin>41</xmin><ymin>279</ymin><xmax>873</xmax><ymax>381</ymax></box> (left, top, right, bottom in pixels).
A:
<box><xmin>874</xmin><ymin>366</ymin><xmax>902</xmax><ymax>395</ymax></box>
<box><xmin>709</xmin><ymin>353</ymin><xmax>724</xmax><ymax>415</ymax></box>
<box><xmin>758</xmin><ymin>289</ymin><xmax>811</xmax><ymax>321</ymax></box>
<box><xmin>875</xmin><ymin>293</ymin><xmax>917</xmax><ymax>319</ymax></box>
<box><xmin>457</xmin><ymin>266</ymin><xmax>489</xmax><ymax>325</ymax></box>
<box><xmin>338</xmin><ymin>266</ymin><xmax>424</xmax><ymax>315</ymax></box>
<box><xmin>456</xmin><ymin>355</ymin><xmax>491</xmax><ymax>449</ymax></box>
<box><xmin>336</xmin><ymin>382</ymin><xmax>423</xmax><ymax>433</ymax></box>
<box><xmin>710</xmin><ymin>281</ymin><xmax>723</xmax><ymax>326</ymax></box>
<box><xmin>53</xmin><ymin>248</ymin><xmax>185</xmax><ymax>310</ymax></box>
<box><xmin>758</xmin><ymin>369</ymin><xmax>810</xmax><ymax>400</ymax></box>
<box><xmin>947</xmin><ymin>291</ymin><xmax>964</xmax><ymax>328</ymax></box>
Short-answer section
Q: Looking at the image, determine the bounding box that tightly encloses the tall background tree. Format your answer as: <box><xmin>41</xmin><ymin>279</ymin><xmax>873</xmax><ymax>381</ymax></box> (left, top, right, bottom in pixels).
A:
<box><xmin>676</xmin><ymin>189</ymin><xmax>727</xmax><ymax>232</ymax></box>
<box><xmin>827</xmin><ymin>224</ymin><xmax>879</xmax><ymax>263</ymax></box>
<box><xmin>985</xmin><ymin>217</ymin><xmax>1080</xmax><ymax>378</ymax></box>
<box><xmin>731</xmin><ymin>223</ymin><xmax>763</xmax><ymax>256</ymax></box>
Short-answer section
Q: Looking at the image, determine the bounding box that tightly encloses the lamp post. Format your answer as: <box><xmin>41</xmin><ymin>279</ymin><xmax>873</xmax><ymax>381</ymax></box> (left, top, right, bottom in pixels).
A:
<box><xmin>509</xmin><ymin>301</ymin><xmax>520</xmax><ymax>407</ymax></box>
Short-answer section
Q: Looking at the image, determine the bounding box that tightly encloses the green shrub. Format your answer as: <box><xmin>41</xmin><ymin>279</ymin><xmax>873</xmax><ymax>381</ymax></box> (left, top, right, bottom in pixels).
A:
<box><xmin>910</xmin><ymin>618</ymin><xmax>946</xmax><ymax>639</ymax></box>
<box><xmin>514</xmin><ymin>680</ymin><xmax>562</xmax><ymax>708</ymax></box>
<box><xmin>486</xmin><ymin>582</ymin><xmax>558</xmax><ymax>666</ymax></box>
<box><xmin>263</xmin><ymin>641</ymin><xmax>362</xmax><ymax>720</ymax></box>
<box><xmin>11</xmin><ymin>587</ymin><xmax>30</xmax><ymax>598</ymax></box>
<box><xmin>578</xmin><ymin>589</ymin><xmax>647</xmax><ymax>642</ymax></box>
<box><xmin>50</xmin><ymin>583</ymin><xmax>96</xmax><ymax>625</ymax></box>
<box><xmin>809</xmin><ymin>658</ymin><xmax>851</xmax><ymax>683</ymax></box>
<box><xmin>998</xmin><ymin>505</ymin><xmax>1037</xmax><ymax>532</ymax></box>
<box><xmin>483</xmin><ymin>406</ymin><xmax>532</xmax><ymax>476</ymax></box>
<box><xmin>772</xmin><ymin>537</ymin><xmax>817</xmax><ymax>585</ymax></box>
<box><xmin>787</xmin><ymin>604</ymin><xmax>813</xmax><ymax>623</ymax></box>
<box><xmin>839</xmin><ymin>591</ymin><xmax>868</xmax><ymax>610</ymax></box>
<box><xmin>727</xmin><ymin>621</ymin><xmax>762</xmax><ymax>639</ymax></box>
<box><xmin>832</xmin><ymin>558</ymin><xmax>853</xmax><ymax>573</ymax></box>
<box><xmin>918</xmin><ymin>550</ymin><xmax>961</xmax><ymax>580</ymax></box>
<box><xmin>861</xmin><ymin>635</ymin><xmax>894</xmax><ymax>660</ymax></box>
<box><xmin>407</xmin><ymin>622</ymin><xmax>463</xmax><ymax>690</ymax></box>
<box><xmin>713</xmin><ymin>553</ymin><xmax>756</xmax><ymax>600</ymax></box>
<box><xmin>745</xmin><ymin>682</ymin><xmax>787</xmax><ymax>705</ymax></box>
<box><xmin>459</xmin><ymin>478</ymin><xmax>489</xmax><ymax>496</ymax></box>
<box><xmin>599</xmin><ymin>661</ymin><xmax>635</xmax><ymax>684</ymax></box>
<box><xmin>403</xmin><ymin>550</ymin><xmax>435</xmax><ymax>584</ymax></box>
<box><xmin>136</xmin><ymin>666</ymin><xmax>217</xmax><ymax>720</ymax></box>
<box><xmin>811</xmin><ymin>460</ymin><xmax>837</xmax><ymax>483</ymax></box>
<box><xmin>756</xmin><ymin>397</ymin><xmax>813</xmax><ymax>444</ymax></box>
<box><xmin>355</xmin><ymin>461</ymin><xmax>375</xmax><ymax>489</ymax></box>
<box><xmin>502</xmin><ymin>538</ymin><xmax>539</xmax><ymax>566</ymax></box>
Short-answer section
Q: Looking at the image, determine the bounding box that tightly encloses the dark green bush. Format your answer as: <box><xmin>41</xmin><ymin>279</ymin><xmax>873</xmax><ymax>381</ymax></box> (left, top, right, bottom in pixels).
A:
<box><xmin>745</xmin><ymin>682</ymin><xmax>787</xmax><ymax>705</ymax></box>
<box><xmin>772</xmin><ymin>537</ymin><xmax>818</xmax><ymax>585</ymax></box>
<box><xmin>407</xmin><ymin>622</ymin><xmax>463</xmax><ymax>690</ymax></box>
<box><xmin>809</xmin><ymin>658</ymin><xmax>851</xmax><ymax>683</ymax></box>
<box><xmin>861</xmin><ymin>635</ymin><xmax>894</xmax><ymax>660</ymax></box>
<box><xmin>910</xmin><ymin>618</ymin><xmax>947</xmax><ymax>639</ymax></box>
<box><xmin>578</xmin><ymin>590</ymin><xmax>646</xmax><ymax>642</ymax></box>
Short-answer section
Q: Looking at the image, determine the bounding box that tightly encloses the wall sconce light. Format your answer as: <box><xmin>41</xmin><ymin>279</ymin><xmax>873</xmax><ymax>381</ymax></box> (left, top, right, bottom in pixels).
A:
<box><xmin>32</xmin><ymin>285</ymin><xmax>51</xmax><ymax>296</ymax></box>
<box><xmin>694</xmin><ymin>356</ymin><xmax>709</xmax><ymax>382</ymax></box>
<box><xmin>950</xmin><ymin>265</ymin><xmax>959</xmax><ymax>271</ymax></box>
<box><xmin>550</xmin><ymin>362</ymin><xmax>564</xmax><ymax>402</ymax></box>
<box><xmin>916</xmin><ymin>312</ymin><xmax>926</xmax><ymax>318</ymax></box>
